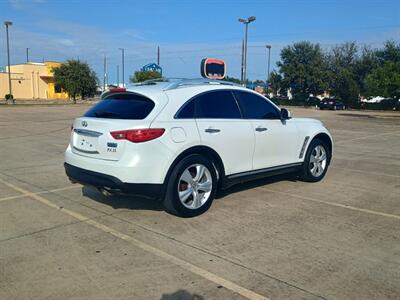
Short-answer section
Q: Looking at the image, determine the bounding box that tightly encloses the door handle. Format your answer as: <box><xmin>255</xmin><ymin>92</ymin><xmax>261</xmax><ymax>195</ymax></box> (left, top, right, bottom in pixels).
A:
<box><xmin>255</xmin><ymin>127</ymin><xmax>268</xmax><ymax>132</ymax></box>
<box><xmin>205</xmin><ymin>128</ymin><xmax>221</xmax><ymax>133</ymax></box>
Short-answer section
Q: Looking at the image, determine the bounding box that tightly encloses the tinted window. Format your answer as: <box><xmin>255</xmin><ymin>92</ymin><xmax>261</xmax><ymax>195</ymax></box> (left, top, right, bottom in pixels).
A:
<box><xmin>84</xmin><ymin>93</ymin><xmax>154</xmax><ymax>119</ymax></box>
<box><xmin>235</xmin><ymin>91</ymin><xmax>280</xmax><ymax>119</ymax></box>
<box><xmin>195</xmin><ymin>90</ymin><xmax>241</xmax><ymax>119</ymax></box>
<box><xmin>176</xmin><ymin>99</ymin><xmax>195</xmax><ymax>119</ymax></box>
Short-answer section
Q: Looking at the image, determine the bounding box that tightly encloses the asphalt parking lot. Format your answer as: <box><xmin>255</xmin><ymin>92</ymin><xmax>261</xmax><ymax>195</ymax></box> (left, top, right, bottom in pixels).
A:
<box><xmin>0</xmin><ymin>104</ymin><xmax>399</xmax><ymax>300</ymax></box>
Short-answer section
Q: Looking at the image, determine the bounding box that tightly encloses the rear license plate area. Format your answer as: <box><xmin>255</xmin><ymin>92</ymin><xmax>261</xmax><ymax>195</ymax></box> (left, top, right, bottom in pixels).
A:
<box><xmin>74</xmin><ymin>135</ymin><xmax>99</xmax><ymax>154</ymax></box>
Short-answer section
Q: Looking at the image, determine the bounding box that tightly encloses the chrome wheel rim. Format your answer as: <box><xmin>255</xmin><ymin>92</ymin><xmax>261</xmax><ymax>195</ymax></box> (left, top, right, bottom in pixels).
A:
<box><xmin>178</xmin><ymin>164</ymin><xmax>212</xmax><ymax>209</ymax></box>
<box><xmin>309</xmin><ymin>145</ymin><xmax>327</xmax><ymax>177</ymax></box>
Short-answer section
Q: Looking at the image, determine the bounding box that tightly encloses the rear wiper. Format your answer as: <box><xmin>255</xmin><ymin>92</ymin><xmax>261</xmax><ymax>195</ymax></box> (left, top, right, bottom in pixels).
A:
<box><xmin>94</xmin><ymin>111</ymin><xmax>121</xmax><ymax>118</ymax></box>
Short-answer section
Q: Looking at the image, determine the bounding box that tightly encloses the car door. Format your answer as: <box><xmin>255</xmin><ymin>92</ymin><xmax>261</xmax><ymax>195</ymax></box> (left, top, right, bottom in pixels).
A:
<box><xmin>234</xmin><ymin>90</ymin><xmax>301</xmax><ymax>170</ymax></box>
<box><xmin>193</xmin><ymin>90</ymin><xmax>255</xmax><ymax>176</ymax></box>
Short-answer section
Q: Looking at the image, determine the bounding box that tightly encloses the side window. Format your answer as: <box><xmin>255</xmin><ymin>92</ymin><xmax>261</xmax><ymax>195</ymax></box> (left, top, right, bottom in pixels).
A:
<box><xmin>234</xmin><ymin>91</ymin><xmax>280</xmax><ymax>119</ymax></box>
<box><xmin>195</xmin><ymin>90</ymin><xmax>241</xmax><ymax>119</ymax></box>
<box><xmin>176</xmin><ymin>99</ymin><xmax>195</xmax><ymax>119</ymax></box>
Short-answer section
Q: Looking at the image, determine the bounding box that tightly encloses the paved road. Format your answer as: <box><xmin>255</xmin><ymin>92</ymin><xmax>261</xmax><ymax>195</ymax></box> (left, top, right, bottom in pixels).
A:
<box><xmin>0</xmin><ymin>105</ymin><xmax>399</xmax><ymax>300</ymax></box>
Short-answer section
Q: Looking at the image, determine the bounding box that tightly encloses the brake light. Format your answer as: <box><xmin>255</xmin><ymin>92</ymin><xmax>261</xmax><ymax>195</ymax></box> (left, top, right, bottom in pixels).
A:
<box><xmin>110</xmin><ymin>88</ymin><xmax>126</xmax><ymax>93</ymax></box>
<box><xmin>110</xmin><ymin>128</ymin><xmax>165</xmax><ymax>143</ymax></box>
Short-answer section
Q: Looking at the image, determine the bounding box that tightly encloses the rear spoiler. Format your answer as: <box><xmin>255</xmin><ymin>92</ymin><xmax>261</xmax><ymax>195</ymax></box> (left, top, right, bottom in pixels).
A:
<box><xmin>100</xmin><ymin>88</ymin><xmax>127</xmax><ymax>100</ymax></box>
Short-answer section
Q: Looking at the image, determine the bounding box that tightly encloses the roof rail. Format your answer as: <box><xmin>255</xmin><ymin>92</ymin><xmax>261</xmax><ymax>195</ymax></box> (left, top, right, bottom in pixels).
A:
<box><xmin>134</xmin><ymin>78</ymin><xmax>170</xmax><ymax>86</ymax></box>
<box><xmin>163</xmin><ymin>78</ymin><xmax>241</xmax><ymax>91</ymax></box>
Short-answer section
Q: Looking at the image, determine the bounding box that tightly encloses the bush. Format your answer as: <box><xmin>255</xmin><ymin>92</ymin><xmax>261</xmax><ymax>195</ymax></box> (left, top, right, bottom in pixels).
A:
<box><xmin>5</xmin><ymin>94</ymin><xmax>13</xmax><ymax>100</ymax></box>
<box><xmin>271</xmin><ymin>96</ymin><xmax>320</xmax><ymax>107</ymax></box>
<box><xmin>271</xmin><ymin>98</ymin><xmax>295</xmax><ymax>106</ymax></box>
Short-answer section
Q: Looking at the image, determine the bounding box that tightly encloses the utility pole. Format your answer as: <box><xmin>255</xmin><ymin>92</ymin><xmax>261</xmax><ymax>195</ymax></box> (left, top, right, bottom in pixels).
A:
<box><xmin>26</xmin><ymin>48</ymin><xmax>29</xmax><ymax>63</ymax></box>
<box><xmin>103</xmin><ymin>55</ymin><xmax>107</xmax><ymax>92</ymax></box>
<box><xmin>240</xmin><ymin>40</ymin><xmax>244</xmax><ymax>83</ymax></box>
<box><xmin>119</xmin><ymin>48</ymin><xmax>125</xmax><ymax>87</ymax></box>
<box><xmin>4</xmin><ymin>21</ymin><xmax>13</xmax><ymax>103</ymax></box>
<box><xmin>117</xmin><ymin>65</ymin><xmax>119</xmax><ymax>87</ymax></box>
<box><xmin>238</xmin><ymin>16</ymin><xmax>256</xmax><ymax>84</ymax></box>
<box><xmin>266</xmin><ymin>45</ymin><xmax>271</xmax><ymax>84</ymax></box>
<box><xmin>157</xmin><ymin>46</ymin><xmax>160</xmax><ymax>66</ymax></box>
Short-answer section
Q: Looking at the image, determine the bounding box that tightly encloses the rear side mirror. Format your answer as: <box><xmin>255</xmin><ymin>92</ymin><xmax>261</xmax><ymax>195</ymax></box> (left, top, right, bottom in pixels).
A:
<box><xmin>280</xmin><ymin>108</ymin><xmax>291</xmax><ymax>120</ymax></box>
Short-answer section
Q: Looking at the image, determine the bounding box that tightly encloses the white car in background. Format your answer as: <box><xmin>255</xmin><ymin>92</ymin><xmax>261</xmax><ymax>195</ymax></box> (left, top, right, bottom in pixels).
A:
<box><xmin>65</xmin><ymin>79</ymin><xmax>333</xmax><ymax>217</ymax></box>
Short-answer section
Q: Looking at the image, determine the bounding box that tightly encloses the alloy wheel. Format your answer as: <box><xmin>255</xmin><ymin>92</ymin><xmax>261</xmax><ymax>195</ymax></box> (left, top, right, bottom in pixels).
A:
<box><xmin>177</xmin><ymin>164</ymin><xmax>213</xmax><ymax>209</ymax></box>
<box><xmin>309</xmin><ymin>145</ymin><xmax>327</xmax><ymax>177</ymax></box>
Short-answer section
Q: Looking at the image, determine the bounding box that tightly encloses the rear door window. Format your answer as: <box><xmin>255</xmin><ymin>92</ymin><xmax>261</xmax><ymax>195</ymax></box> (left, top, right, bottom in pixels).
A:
<box><xmin>84</xmin><ymin>93</ymin><xmax>155</xmax><ymax>119</ymax></box>
<box><xmin>195</xmin><ymin>90</ymin><xmax>241</xmax><ymax>119</ymax></box>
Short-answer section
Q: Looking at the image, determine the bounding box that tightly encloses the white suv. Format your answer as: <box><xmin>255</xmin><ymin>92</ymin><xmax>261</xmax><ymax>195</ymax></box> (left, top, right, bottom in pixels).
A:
<box><xmin>65</xmin><ymin>79</ymin><xmax>333</xmax><ymax>217</ymax></box>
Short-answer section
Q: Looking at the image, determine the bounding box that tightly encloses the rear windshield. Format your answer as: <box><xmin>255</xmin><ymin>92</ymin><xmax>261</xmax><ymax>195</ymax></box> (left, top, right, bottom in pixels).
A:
<box><xmin>84</xmin><ymin>93</ymin><xmax>155</xmax><ymax>119</ymax></box>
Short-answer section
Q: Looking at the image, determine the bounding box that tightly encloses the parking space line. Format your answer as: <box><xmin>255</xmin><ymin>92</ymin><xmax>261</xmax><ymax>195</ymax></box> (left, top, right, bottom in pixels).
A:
<box><xmin>335</xmin><ymin>131</ymin><xmax>400</xmax><ymax>144</ymax></box>
<box><xmin>0</xmin><ymin>177</ymin><xmax>269</xmax><ymax>300</ymax></box>
<box><xmin>330</xmin><ymin>166</ymin><xmax>400</xmax><ymax>178</ymax></box>
<box><xmin>260</xmin><ymin>187</ymin><xmax>400</xmax><ymax>220</ymax></box>
<box><xmin>0</xmin><ymin>185</ymin><xmax>80</xmax><ymax>203</ymax></box>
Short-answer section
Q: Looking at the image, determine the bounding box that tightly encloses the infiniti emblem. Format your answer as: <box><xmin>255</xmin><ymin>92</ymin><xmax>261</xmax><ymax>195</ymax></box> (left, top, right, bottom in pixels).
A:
<box><xmin>82</xmin><ymin>121</ymin><xmax>88</xmax><ymax>127</ymax></box>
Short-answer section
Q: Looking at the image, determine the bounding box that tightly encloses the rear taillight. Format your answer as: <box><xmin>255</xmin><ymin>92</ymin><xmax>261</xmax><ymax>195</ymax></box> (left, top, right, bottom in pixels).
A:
<box><xmin>110</xmin><ymin>88</ymin><xmax>126</xmax><ymax>93</ymax></box>
<box><xmin>110</xmin><ymin>128</ymin><xmax>165</xmax><ymax>143</ymax></box>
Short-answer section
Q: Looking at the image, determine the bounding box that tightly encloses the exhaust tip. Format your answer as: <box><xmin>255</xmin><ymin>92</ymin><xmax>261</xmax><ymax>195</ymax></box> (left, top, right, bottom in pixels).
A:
<box><xmin>98</xmin><ymin>187</ymin><xmax>113</xmax><ymax>197</ymax></box>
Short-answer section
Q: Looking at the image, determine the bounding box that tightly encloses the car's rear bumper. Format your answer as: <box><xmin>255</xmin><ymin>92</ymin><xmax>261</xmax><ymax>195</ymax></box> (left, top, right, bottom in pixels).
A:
<box><xmin>64</xmin><ymin>163</ymin><xmax>163</xmax><ymax>199</ymax></box>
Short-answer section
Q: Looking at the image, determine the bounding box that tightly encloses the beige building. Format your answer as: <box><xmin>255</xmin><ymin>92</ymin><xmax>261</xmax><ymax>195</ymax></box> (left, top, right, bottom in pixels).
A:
<box><xmin>0</xmin><ymin>61</ymin><xmax>69</xmax><ymax>100</ymax></box>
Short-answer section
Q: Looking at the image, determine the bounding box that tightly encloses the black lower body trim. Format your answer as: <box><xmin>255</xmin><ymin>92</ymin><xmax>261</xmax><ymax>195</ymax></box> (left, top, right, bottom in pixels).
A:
<box><xmin>222</xmin><ymin>163</ymin><xmax>302</xmax><ymax>189</ymax></box>
<box><xmin>64</xmin><ymin>163</ymin><xmax>163</xmax><ymax>199</ymax></box>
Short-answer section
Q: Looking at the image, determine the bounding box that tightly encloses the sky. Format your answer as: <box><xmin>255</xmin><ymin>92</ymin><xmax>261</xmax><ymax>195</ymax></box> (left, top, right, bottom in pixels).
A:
<box><xmin>0</xmin><ymin>0</ymin><xmax>399</xmax><ymax>83</ymax></box>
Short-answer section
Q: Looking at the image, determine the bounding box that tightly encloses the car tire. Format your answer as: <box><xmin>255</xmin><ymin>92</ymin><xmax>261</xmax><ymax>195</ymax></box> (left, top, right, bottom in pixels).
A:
<box><xmin>163</xmin><ymin>154</ymin><xmax>217</xmax><ymax>217</ymax></box>
<box><xmin>301</xmin><ymin>138</ymin><xmax>330</xmax><ymax>182</ymax></box>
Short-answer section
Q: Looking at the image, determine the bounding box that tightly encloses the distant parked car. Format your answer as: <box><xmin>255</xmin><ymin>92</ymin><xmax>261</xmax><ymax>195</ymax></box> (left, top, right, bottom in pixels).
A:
<box><xmin>305</xmin><ymin>96</ymin><xmax>321</xmax><ymax>106</ymax></box>
<box><xmin>319</xmin><ymin>99</ymin><xmax>345</xmax><ymax>110</ymax></box>
<box><xmin>274</xmin><ymin>95</ymin><xmax>289</xmax><ymax>101</ymax></box>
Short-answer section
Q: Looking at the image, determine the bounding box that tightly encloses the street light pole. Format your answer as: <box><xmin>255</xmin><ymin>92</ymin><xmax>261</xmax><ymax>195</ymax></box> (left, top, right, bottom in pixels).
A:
<box><xmin>238</xmin><ymin>16</ymin><xmax>256</xmax><ymax>85</ymax></box>
<box><xmin>244</xmin><ymin>22</ymin><xmax>248</xmax><ymax>83</ymax></box>
<box><xmin>117</xmin><ymin>65</ymin><xmax>119</xmax><ymax>87</ymax></box>
<box><xmin>26</xmin><ymin>47</ymin><xmax>29</xmax><ymax>63</ymax></box>
<box><xmin>119</xmin><ymin>48</ymin><xmax>125</xmax><ymax>87</ymax></box>
<box><xmin>266</xmin><ymin>45</ymin><xmax>271</xmax><ymax>83</ymax></box>
<box><xmin>240</xmin><ymin>39</ymin><xmax>244</xmax><ymax>82</ymax></box>
<box><xmin>4</xmin><ymin>21</ymin><xmax>13</xmax><ymax>103</ymax></box>
<box><xmin>103</xmin><ymin>55</ymin><xmax>107</xmax><ymax>92</ymax></box>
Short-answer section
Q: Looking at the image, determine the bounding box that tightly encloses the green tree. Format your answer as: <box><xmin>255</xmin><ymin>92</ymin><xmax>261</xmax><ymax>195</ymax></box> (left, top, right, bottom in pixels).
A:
<box><xmin>129</xmin><ymin>70</ymin><xmax>162</xmax><ymax>83</ymax></box>
<box><xmin>224</xmin><ymin>76</ymin><xmax>241</xmax><ymax>84</ymax></box>
<box><xmin>366</xmin><ymin>61</ymin><xmax>400</xmax><ymax>98</ymax></box>
<box><xmin>268</xmin><ymin>71</ymin><xmax>283</xmax><ymax>96</ymax></box>
<box><xmin>375</xmin><ymin>40</ymin><xmax>400</xmax><ymax>63</ymax></box>
<box><xmin>53</xmin><ymin>60</ymin><xmax>98</xmax><ymax>103</ymax></box>
<box><xmin>326</xmin><ymin>42</ymin><xmax>360</xmax><ymax>106</ymax></box>
<box><xmin>253</xmin><ymin>79</ymin><xmax>265</xmax><ymax>84</ymax></box>
<box><xmin>354</xmin><ymin>46</ymin><xmax>380</xmax><ymax>95</ymax></box>
<box><xmin>277</xmin><ymin>41</ymin><xmax>328</xmax><ymax>100</ymax></box>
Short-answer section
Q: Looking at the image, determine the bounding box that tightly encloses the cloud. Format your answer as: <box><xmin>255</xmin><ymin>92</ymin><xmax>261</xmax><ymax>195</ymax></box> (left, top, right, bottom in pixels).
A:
<box><xmin>57</xmin><ymin>39</ymin><xmax>74</xmax><ymax>47</ymax></box>
<box><xmin>0</xmin><ymin>15</ymin><xmax>396</xmax><ymax>83</ymax></box>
